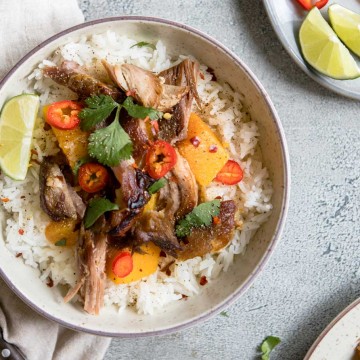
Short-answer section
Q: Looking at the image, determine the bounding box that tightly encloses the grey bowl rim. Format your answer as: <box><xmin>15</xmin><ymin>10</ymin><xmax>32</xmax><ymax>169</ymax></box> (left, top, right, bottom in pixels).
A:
<box><xmin>304</xmin><ymin>296</ymin><xmax>360</xmax><ymax>359</ymax></box>
<box><xmin>0</xmin><ymin>15</ymin><xmax>291</xmax><ymax>338</ymax></box>
<box><xmin>263</xmin><ymin>0</ymin><xmax>360</xmax><ymax>101</ymax></box>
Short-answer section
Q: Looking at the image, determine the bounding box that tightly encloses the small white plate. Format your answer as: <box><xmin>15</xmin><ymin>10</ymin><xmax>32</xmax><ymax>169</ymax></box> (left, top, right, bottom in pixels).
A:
<box><xmin>304</xmin><ymin>297</ymin><xmax>360</xmax><ymax>360</ymax></box>
<box><xmin>263</xmin><ymin>0</ymin><xmax>360</xmax><ymax>100</ymax></box>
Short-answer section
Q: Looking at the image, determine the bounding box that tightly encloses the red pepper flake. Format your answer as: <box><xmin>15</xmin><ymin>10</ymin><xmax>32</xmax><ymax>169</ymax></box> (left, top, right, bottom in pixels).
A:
<box><xmin>1</xmin><ymin>198</ymin><xmax>9</xmax><ymax>203</ymax></box>
<box><xmin>212</xmin><ymin>216</ymin><xmax>221</xmax><ymax>225</ymax></box>
<box><xmin>215</xmin><ymin>196</ymin><xmax>222</xmax><ymax>200</ymax></box>
<box><xmin>16</xmin><ymin>253</ymin><xmax>23</xmax><ymax>258</ymax></box>
<box><xmin>209</xmin><ymin>145</ymin><xmax>218</xmax><ymax>153</ymax></box>
<box><xmin>182</xmin><ymin>294</ymin><xmax>188</xmax><ymax>300</ymax></box>
<box><xmin>152</xmin><ymin>120</ymin><xmax>159</xmax><ymax>133</ymax></box>
<box><xmin>190</xmin><ymin>136</ymin><xmax>201</xmax><ymax>148</ymax></box>
<box><xmin>46</xmin><ymin>278</ymin><xmax>54</xmax><ymax>288</ymax></box>
<box><xmin>200</xmin><ymin>276</ymin><xmax>208</xmax><ymax>286</ymax></box>
<box><xmin>199</xmin><ymin>72</ymin><xmax>205</xmax><ymax>80</ymax></box>
<box><xmin>159</xmin><ymin>250</ymin><xmax>167</xmax><ymax>257</ymax></box>
<box><xmin>31</xmin><ymin>149</ymin><xmax>38</xmax><ymax>156</ymax></box>
<box><xmin>126</xmin><ymin>89</ymin><xmax>137</xmax><ymax>97</ymax></box>
<box><xmin>18</xmin><ymin>229</ymin><xmax>24</xmax><ymax>235</ymax></box>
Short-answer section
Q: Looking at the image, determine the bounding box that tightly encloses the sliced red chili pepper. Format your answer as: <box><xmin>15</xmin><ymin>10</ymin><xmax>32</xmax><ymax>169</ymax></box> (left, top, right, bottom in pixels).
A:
<box><xmin>112</xmin><ymin>252</ymin><xmax>133</xmax><ymax>278</ymax></box>
<box><xmin>214</xmin><ymin>160</ymin><xmax>243</xmax><ymax>185</ymax></box>
<box><xmin>46</xmin><ymin>100</ymin><xmax>82</xmax><ymax>130</ymax></box>
<box><xmin>295</xmin><ymin>0</ymin><xmax>328</xmax><ymax>10</ymax></box>
<box><xmin>78</xmin><ymin>163</ymin><xmax>109</xmax><ymax>193</ymax></box>
<box><xmin>146</xmin><ymin>140</ymin><xmax>177</xmax><ymax>179</ymax></box>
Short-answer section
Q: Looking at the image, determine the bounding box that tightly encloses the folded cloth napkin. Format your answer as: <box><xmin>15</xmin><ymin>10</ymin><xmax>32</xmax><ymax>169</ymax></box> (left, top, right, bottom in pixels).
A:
<box><xmin>0</xmin><ymin>1</ymin><xmax>111</xmax><ymax>359</ymax></box>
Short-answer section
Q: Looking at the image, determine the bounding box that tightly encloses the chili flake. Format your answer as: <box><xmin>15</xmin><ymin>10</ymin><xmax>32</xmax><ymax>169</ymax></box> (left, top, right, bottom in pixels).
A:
<box><xmin>1</xmin><ymin>198</ymin><xmax>9</xmax><ymax>203</ymax></box>
<box><xmin>200</xmin><ymin>276</ymin><xmax>208</xmax><ymax>286</ymax></box>
<box><xmin>213</xmin><ymin>216</ymin><xmax>221</xmax><ymax>225</ymax></box>
<box><xmin>209</xmin><ymin>145</ymin><xmax>218</xmax><ymax>153</ymax></box>
<box><xmin>190</xmin><ymin>136</ymin><xmax>201</xmax><ymax>148</ymax></box>
<box><xmin>18</xmin><ymin>229</ymin><xmax>24</xmax><ymax>235</ymax></box>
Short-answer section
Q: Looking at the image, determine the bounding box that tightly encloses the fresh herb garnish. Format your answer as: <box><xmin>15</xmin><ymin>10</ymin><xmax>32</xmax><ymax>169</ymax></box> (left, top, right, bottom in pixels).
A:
<box><xmin>84</xmin><ymin>198</ymin><xmax>119</xmax><ymax>229</ymax></box>
<box><xmin>122</xmin><ymin>97</ymin><xmax>163</xmax><ymax>120</ymax></box>
<box><xmin>88</xmin><ymin>107</ymin><xmax>133</xmax><ymax>166</ymax></box>
<box><xmin>80</xmin><ymin>95</ymin><xmax>163</xmax><ymax>166</ymax></box>
<box><xmin>175</xmin><ymin>200</ymin><xmax>221</xmax><ymax>237</ymax></box>
<box><xmin>148</xmin><ymin>178</ymin><xmax>167</xmax><ymax>195</ymax></box>
<box><xmin>220</xmin><ymin>311</ymin><xmax>229</xmax><ymax>317</ymax></box>
<box><xmin>130</xmin><ymin>41</ymin><xmax>156</xmax><ymax>50</ymax></box>
<box><xmin>260</xmin><ymin>336</ymin><xmax>281</xmax><ymax>360</ymax></box>
<box><xmin>55</xmin><ymin>238</ymin><xmax>67</xmax><ymax>247</ymax></box>
<box><xmin>79</xmin><ymin>95</ymin><xmax>118</xmax><ymax>131</ymax></box>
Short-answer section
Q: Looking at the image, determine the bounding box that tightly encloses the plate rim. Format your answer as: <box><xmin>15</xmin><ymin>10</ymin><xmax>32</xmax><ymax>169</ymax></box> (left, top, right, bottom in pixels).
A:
<box><xmin>304</xmin><ymin>297</ymin><xmax>360</xmax><ymax>359</ymax></box>
<box><xmin>263</xmin><ymin>0</ymin><xmax>360</xmax><ymax>101</ymax></box>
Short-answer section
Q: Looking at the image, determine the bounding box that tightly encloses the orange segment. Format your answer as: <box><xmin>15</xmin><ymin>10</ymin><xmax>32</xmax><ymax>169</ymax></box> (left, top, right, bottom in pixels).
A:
<box><xmin>107</xmin><ymin>242</ymin><xmax>161</xmax><ymax>284</ymax></box>
<box><xmin>178</xmin><ymin>113</ymin><xmax>229</xmax><ymax>186</ymax></box>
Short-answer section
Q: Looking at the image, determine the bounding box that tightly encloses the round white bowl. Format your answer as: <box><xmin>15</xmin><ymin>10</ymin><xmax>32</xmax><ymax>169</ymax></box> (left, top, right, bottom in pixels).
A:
<box><xmin>0</xmin><ymin>17</ymin><xmax>290</xmax><ymax>337</ymax></box>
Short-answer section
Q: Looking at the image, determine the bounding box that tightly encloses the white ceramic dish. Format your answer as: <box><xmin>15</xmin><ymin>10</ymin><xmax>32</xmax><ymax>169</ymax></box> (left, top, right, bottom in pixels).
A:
<box><xmin>0</xmin><ymin>17</ymin><xmax>290</xmax><ymax>337</ymax></box>
<box><xmin>305</xmin><ymin>297</ymin><xmax>360</xmax><ymax>360</ymax></box>
<box><xmin>263</xmin><ymin>0</ymin><xmax>360</xmax><ymax>100</ymax></box>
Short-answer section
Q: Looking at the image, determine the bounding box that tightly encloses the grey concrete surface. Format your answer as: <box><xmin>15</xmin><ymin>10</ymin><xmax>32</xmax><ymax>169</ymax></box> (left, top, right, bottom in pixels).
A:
<box><xmin>78</xmin><ymin>1</ymin><xmax>360</xmax><ymax>359</ymax></box>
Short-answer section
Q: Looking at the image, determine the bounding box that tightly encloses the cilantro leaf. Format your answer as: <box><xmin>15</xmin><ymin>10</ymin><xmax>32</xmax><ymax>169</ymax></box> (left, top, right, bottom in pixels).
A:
<box><xmin>88</xmin><ymin>108</ymin><xmax>133</xmax><ymax>166</ymax></box>
<box><xmin>79</xmin><ymin>95</ymin><xmax>118</xmax><ymax>131</ymax></box>
<box><xmin>122</xmin><ymin>97</ymin><xmax>163</xmax><ymax>120</ymax></box>
<box><xmin>260</xmin><ymin>336</ymin><xmax>281</xmax><ymax>360</ymax></box>
<box><xmin>220</xmin><ymin>311</ymin><xmax>229</xmax><ymax>317</ymax></box>
<box><xmin>84</xmin><ymin>198</ymin><xmax>119</xmax><ymax>229</ymax></box>
<box><xmin>130</xmin><ymin>41</ymin><xmax>156</xmax><ymax>50</ymax></box>
<box><xmin>148</xmin><ymin>178</ymin><xmax>167</xmax><ymax>195</ymax></box>
<box><xmin>175</xmin><ymin>200</ymin><xmax>221</xmax><ymax>237</ymax></box>
<box><xmin>55</xmin><ymin>238</ymin><xmax>67</xmax><ymax>247</ymax></box>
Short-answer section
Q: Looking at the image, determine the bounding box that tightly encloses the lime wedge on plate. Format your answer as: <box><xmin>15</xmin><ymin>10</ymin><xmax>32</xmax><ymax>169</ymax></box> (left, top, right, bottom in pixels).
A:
<box><xmin>299</xmin><ymin>7</ymin><xmax>360</xmax><ymax>80</ymax></box>
<box><xmin>0</xmin><ymin>94</ymin><xmax>40</xmax><ymax>180</ymax></box>
<box><xmin>329</xmin><ymin>4</ymin><xmax>360</xmax><ymax>57</ymax></box>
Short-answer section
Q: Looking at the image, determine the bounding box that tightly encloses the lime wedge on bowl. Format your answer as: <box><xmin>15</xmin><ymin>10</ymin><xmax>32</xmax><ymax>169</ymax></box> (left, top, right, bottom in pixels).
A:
<box><xmin>329</xmin><ymin>4</ymin><xmax>360</xmax><ymax>58</ymax></box>
<box><xmin>299</xmin><ymin>7</ymin><xmax>360</xmax><ymax>80</ymax></box>
<box><xmin>0</xmin><ymin>94</ymin><xmax>39</xmax><ymax>180</ymax></box>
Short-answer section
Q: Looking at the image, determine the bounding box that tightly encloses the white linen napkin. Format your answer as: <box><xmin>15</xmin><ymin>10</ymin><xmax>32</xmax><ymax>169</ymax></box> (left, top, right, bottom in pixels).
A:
<box><xmin>0</xmin><ymin>1</ymin><xmax>111</xmax><ymax>359</ymax></box>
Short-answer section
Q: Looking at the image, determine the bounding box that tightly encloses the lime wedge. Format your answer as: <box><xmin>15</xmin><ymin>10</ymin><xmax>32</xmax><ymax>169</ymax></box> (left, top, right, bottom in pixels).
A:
<box><xmin>299</xmin><ymin>7</ymin><xmax>360</xmax><ymax>80</ymax></box>
<box><xmin>0</xmin><ymin>94</ymin><xmax>40</xmax><ymax>180</ymax></box>
<box><xmin>329</xmin><ymin>4</ymin><xmax>360</xmax><ymax>57</ymax></box>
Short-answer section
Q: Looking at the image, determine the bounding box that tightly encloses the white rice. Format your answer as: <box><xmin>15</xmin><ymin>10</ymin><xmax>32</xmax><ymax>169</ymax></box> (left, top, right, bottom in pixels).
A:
<box><xmin>0</xmin><ymin>30</ymin><xmax>273</xmax><ymax>314</ymax></box>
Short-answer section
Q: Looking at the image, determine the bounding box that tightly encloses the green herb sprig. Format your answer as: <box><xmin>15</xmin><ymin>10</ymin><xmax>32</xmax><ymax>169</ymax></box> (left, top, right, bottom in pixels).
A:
<box><xmin>130</xmin><ymin>41</ymin><xmax>156</xmax><ymax>50</ymax></box>
<box><xmin>148</xmin><ymin>178</ymin><xmax>167</xmax><ymax>195</ymax></box>
<box><xmin>260</xmin><ymin>336</ymin><xmax>281</xmax><ymax>360</ymax></box>
<box><xmin>84</xmin><ymin>198</ymin><xmax>119</xmax><ymax>229</ymax></box>
<box><xmin>79</xmin><ymin>95</ymin><xmax>163</xmax><ymax>166</ymax></box>
<box><xmin>175</xmin><ymin>200</ymin><xmax>221</xmax><ymax>237</ymax></box>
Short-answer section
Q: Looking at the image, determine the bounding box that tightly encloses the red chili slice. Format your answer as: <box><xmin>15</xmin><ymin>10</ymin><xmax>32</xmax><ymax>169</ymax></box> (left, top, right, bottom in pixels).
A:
<box><xmin>146</xmin><ymin>140</ymin><xmax>177</xmax><ymax>179</ymax></box>
<box><xmin>214</xmin><ymin>160</ymin><xmax>243</xmax><ymax>185</ymax></box>
<box><xmin>46</xmin><ymin>100</ymin><xmax>82</xmax><ymax>130</ymax></box>
<box><xmin>78</xmin><ymin>163</ymin><xmax>109</xmax><ymax>193</ymax></box>
<box><xmin>295</xmin><ymin>0</ymin><xmax>328</xmax><ymax>10</ymax></box>
<box><xmin>112</xmin><ymin>252</ymin><xmax>133</xmax><ymax>278</ymax></box>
